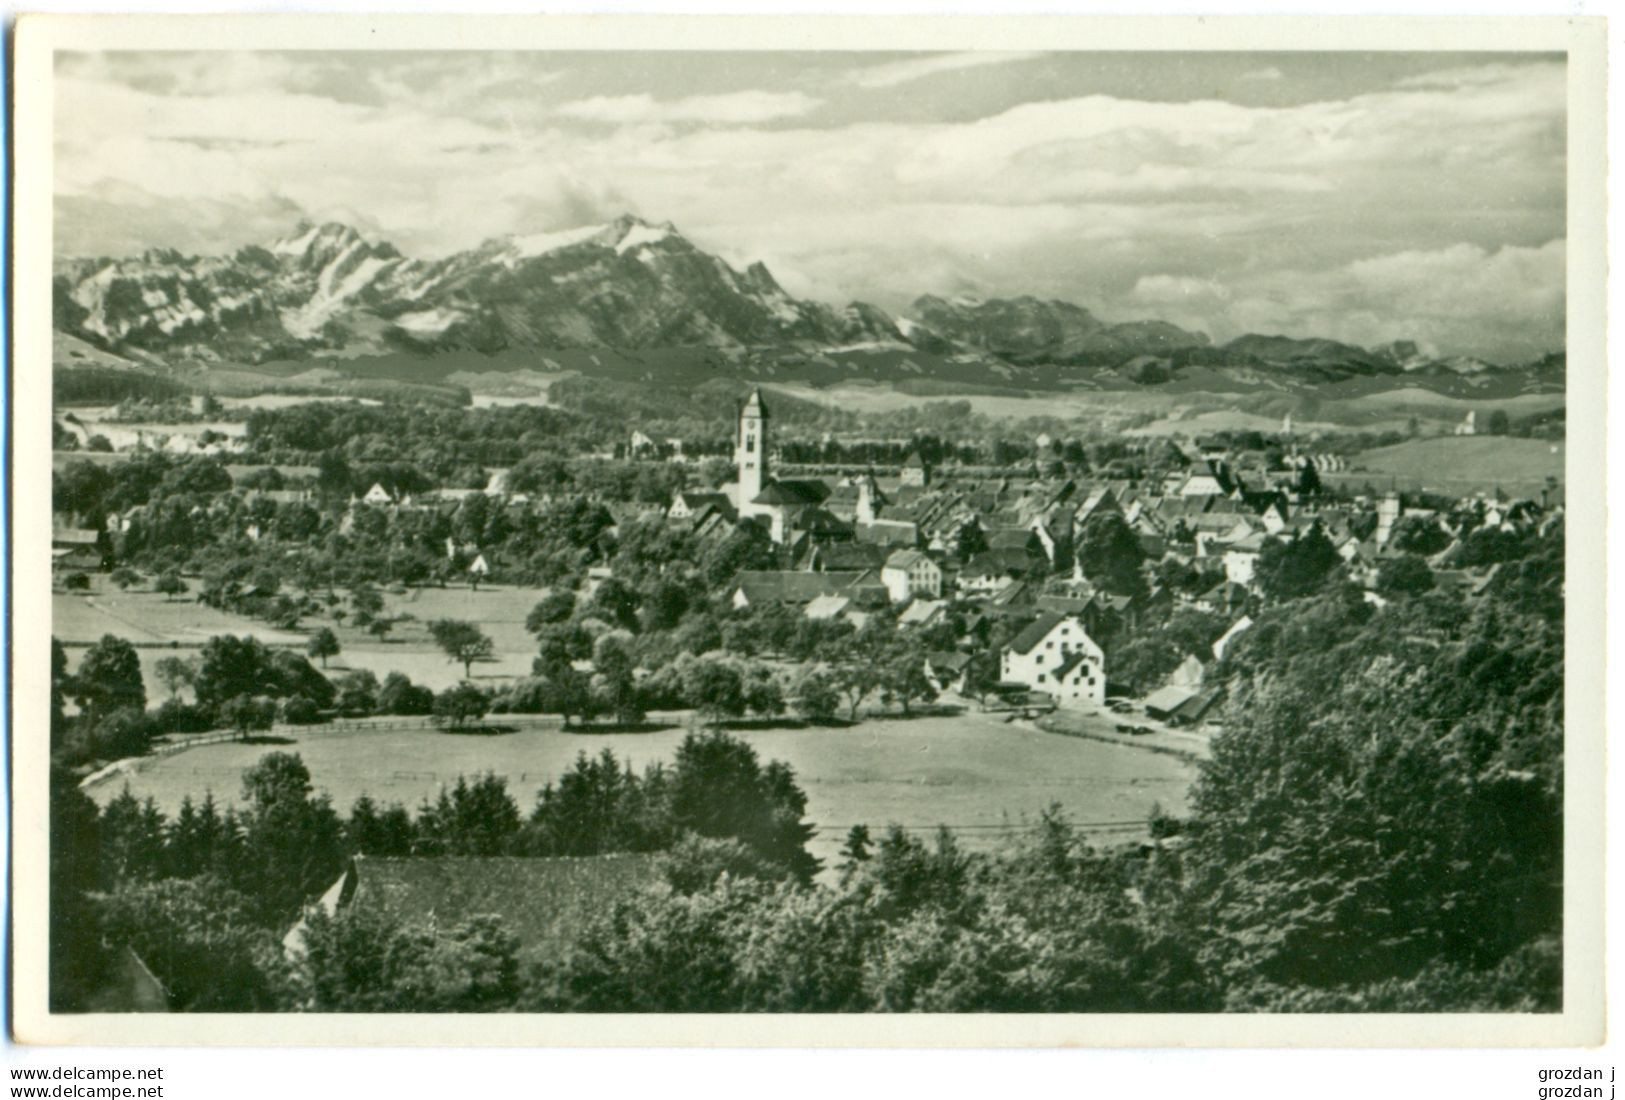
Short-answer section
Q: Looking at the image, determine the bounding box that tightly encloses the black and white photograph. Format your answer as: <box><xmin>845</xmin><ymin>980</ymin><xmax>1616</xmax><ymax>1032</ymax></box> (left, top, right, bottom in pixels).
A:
<box><xmin>9</xmin><ymin>13</ymin><xmax>1607</xmax><ymax>1050</ymax></box>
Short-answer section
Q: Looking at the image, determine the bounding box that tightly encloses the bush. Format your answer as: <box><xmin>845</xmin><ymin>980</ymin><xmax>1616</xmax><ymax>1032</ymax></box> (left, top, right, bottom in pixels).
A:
<box><xmin>280</xmin><ymin>694</ymin><xmax>325</xmax><ymax>726</ymax></box>
<box><xmin>150</xmin><ymin>698</ymin><xmax>213</xmax><ymax>735</ymax></box>
<box><xmin>378</xmin><ymin>672</ymin><xmax>434</xmax><ymax>716</ymax></box>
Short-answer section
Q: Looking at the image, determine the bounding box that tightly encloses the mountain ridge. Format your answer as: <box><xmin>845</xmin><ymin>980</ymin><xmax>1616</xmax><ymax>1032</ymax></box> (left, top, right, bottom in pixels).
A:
<box><xmin>53</xmin><ymin>215</ymin><xmax>1561</xmax><ymax>386</ymax></box>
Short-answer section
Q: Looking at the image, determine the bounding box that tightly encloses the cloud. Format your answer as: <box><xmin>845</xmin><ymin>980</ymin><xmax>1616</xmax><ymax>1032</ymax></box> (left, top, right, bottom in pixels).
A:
<box><xmin>52</xmin><ymin>55</ymin><xmax>1565</xmax><ymax>361</ymax></box>
<box><xmin>1126</xmin><ymin>240</ymin><xmax>1564</xmax><ymax>362</ymax></box>
<box><xmin>554</xmin><ymin>91</ymin><xmax>821</xmax><ymax>125</ymax></box>
<box><xmin>848</xmin><ymin>51</ymin><xmax>1043</xmax><ymax>89</ymax></box>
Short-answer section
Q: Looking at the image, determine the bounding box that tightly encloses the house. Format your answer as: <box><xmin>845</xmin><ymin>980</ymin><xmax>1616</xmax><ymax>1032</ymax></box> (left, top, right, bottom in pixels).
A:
<box><xmin>82</xmin><ymin>946</ymin><xmax>171</xmax><ymax>1013</ymax></box>
<box><xmin>898</xmin><ymin>598</ymin><xmax>948</xmax><ymax>630</ymax></box>
<box><xmin>1166</xmin><ymin>653</ymin><xmax>1206</xmax><ymax>690</ymax></box>
<box><xmin>361</xmin><ymin>482</ymin><xmax>395</xmax><ymax>506</ymax></box>
<box><xmin>284</xmin><ymin>854</ymin><xmax>662</xmax><ymax>968</ymax></box>
<box><xmin>668</xmin><ymin>491</ymin><xmax>734</xmax><ymax>522</ymax></box>
<box><xmin>899</xmin><ymin>450</ymin><xmax>931</xmax><ymax>487</ymax></box>
<box><xmin>924</xmin><ymin>651</ymin><xmax>971</xmax><ymax>695</ymax></box>
<box><xmin>854</xmin><ymin>519</ymin><xmax>920</xmax><ymax>549</ymax></box>
<box><xmin>959</xmin><ymin>549</ymin><xmax>1034</xmax><ymax>596</ymax></box>
<box><xmin>1171</xmin><ymin>685</ymin><xmax>1226</xmax><ymax>727</ymax></box>
<box><xmin>1144</xmin><ymin>685</ymin><xmax>1198</xmax><ymax>721</ymax></box>
<box><xmin>881</xmin><ymin>549</ymin><xmax>942</xmax><ymax>603</ymax></box>
<box><xmin>998</xmin><ymin>613</ymin><xmax>1105</xmax><ymax>708</ymax></box>
<box><xmin>1222</xmin><ymin>531</ymin><xmax>1267</xmax><ymax>586</ymax></box>
<box><xmin>803</xmin><ymin>594</ymin><xmax>853</xmax><ymax>621</ymax></box>
<box><xmin>52</xmin><ymin>527</ymin><xmax>105</xmax><ymax>571</ymax></box>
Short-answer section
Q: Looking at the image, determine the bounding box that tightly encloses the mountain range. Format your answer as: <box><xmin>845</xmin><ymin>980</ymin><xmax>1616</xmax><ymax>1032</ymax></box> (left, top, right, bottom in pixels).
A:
<box><xmin>52</xmin><ymin>214</ymin><xmax>1561</xmax><ymax>391</ymax></box>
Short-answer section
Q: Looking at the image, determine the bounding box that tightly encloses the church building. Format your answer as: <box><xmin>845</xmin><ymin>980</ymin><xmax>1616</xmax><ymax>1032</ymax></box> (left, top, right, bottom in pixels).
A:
<box><xmin>729</xmin><ymin>388</ymin><xmax>832</xmax><ymax>544</ymax></box>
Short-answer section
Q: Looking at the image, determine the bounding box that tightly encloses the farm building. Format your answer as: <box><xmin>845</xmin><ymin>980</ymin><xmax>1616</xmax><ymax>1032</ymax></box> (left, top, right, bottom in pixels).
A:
<box><xmin>283</xmin><ymin>854</ymin><xmax>662</xmax><ymax>969</ymax></box>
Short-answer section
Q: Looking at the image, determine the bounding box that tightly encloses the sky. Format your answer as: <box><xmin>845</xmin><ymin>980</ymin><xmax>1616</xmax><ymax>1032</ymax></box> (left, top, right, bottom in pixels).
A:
<box><xmin>54</xmin><ymin>50</ymin><xmax>1566</xmax><ymax>362</ymax></box>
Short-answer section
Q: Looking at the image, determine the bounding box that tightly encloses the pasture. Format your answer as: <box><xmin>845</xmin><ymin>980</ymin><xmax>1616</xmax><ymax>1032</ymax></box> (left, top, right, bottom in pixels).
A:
<box><xmin>54</xmin><ymin>579</ymin><xmax>556</xmax><ymax>696</ymax></box>
<box><xmin>1344</xmin><ymin>436</ymin><xmax>1564</xmax><ymax>497</ymax></box>
<box><xmin>84</xmin><ymin>711</ymin><xmax>1197</xmax><ymax>869</ymax></box>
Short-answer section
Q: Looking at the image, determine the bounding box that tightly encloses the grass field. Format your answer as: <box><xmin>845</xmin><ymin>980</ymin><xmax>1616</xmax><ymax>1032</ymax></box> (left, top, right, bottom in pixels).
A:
<box><xmin>55</xmin><ymin>579</ymin><xmax>557</xmax><ymax>697</ymax></box>
<box><xmin>1344</xmin><ymin>436</ymin><xmax>1564</xmax><ymax>497</ymax></box>
<box><xmin>84</xmin><ymin>712</ymin><xmax>1196</xmax><ymax>868</ymax></box>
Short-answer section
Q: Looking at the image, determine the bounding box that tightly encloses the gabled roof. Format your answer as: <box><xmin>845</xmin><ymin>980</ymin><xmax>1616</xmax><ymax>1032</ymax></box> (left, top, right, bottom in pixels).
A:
<box><xmin>1145</xmin><ymin>685</ymin><xmax>1198</xmax><ymax>715</ymax></box>
<box><xmin>803</xmin><ymin>594</ymin><xmax>852</xmax><ymax>621</ymax></box>
<box><xmin>732</xmin><ymin>569</ymin><xmax>880</xmax><ymax>605</ymax></box>
<box><xmin>1005</xmin><ymin>612</ymin><xmax>1068</xmax><ymax>655</ymax></box>
<box><xmin>753</xmin><ymin>478</ymin><xmax>831</xmax><ymax>506</ymax></box>
<box><xmin>899</xmin><ymin>598</ymin><xmax>947</xmax><ymax>625</ymax></box>
<box><xmin>338</xmin><ymin>854</ymin><xmax>661</xmax><ymax>964</ymax></box>
<box><xmin>884</xmin><ymin>549</ymin><xmax>932</xmax><ymax>570</ymax></box>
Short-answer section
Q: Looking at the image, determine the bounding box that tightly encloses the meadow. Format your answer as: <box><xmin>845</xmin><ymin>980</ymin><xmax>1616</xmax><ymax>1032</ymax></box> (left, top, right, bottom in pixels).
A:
<box><xmin>54</xmin><ymin>580</ymin><xmax>557</xmax><ymax>698</ymax></box>
<box><xmin>1342</xmin><ymin>436</ymin><xmax>1564</xmax><ymax>498</ymax></box>
<box><xmin>83</xmin><ymin>710</ymin><xmax>1196</xmax><ymax>870</ymax></box>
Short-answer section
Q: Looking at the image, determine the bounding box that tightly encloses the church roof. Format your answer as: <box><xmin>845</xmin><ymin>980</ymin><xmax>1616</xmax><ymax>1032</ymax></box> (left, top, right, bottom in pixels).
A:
<box><xmin>741</xmin><ymin>388</ymin><xmax>770</xmax><ymax>419</ymax></box>
<box><xmin>753</xmin><ymin>478</ymin><xmax>830</xmax><ymax>506</ymax></box>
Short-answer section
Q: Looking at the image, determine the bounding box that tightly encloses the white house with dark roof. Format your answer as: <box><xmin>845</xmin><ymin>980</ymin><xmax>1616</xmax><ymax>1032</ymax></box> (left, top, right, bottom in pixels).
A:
<box><xmin>999</xmin><ymin>612</ymin><xmax>1105</xmax><ymax>708</ymax></box>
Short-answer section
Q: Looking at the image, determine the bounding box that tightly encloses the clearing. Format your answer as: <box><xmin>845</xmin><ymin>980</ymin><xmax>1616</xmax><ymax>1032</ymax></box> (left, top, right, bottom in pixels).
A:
<box><xmin>1343</xmin><ymin>436</ymin><xmax>1564</xmax><ymax>497</ymax></box>
<box><xmin>84</xmin><ymin>711</ymin><xmax>1197</xmax><ymax>869</ymax></box>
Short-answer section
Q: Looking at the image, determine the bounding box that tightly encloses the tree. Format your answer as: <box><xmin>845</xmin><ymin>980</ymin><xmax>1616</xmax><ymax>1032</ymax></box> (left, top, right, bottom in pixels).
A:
<box><xmin>429</xmin><ymin>619</ymin><xmax>494</xmax><ymax>679</ymax></box>
<box><xmin>434</xmin><ymin>683</ymin><xmax>490</xmax><ymax>731</ymax></box>
<box><xmin>335</xmin><ymin>670</ymin><xmax>380</xmax><ymax>716</ymax></box>
<box><xmin>291</xmin><ymin>905</ymin><xmax>520</xmax><ymax>1013</ymax></box>
<box><xmin>669</xmin><ymin>730</ymin><xmax>819</xmax><ymax>882</ymax></box>
<box><xmin>109</xmin><ymin>566</ymin><xmax>140</xmax><ymax>590</ymax></box>
<box><xmin>306</xmin><ymin>627</ymin><xmax>340</xmax><ymax>669</ymax></box>
<box><xmin>742</xmin><ymin>668</ymin><xmax>785</xmax><ymax>718</ymax></box>
<box><xmin>94</xmin><ymin>876</ymin><xmax>280</xmax><ymax>1011</ymax></box>
<box><xmin>378</xmin><ymin>672</ymin><xmax>434</xmax><ymax>716</ymax></box>
<box><xmin>1486</xmin><ymin>409</ymin><xmax>1511</xmax><ymax>435</ymax></box>
<box><xmin>194</xmin><ymin>635</ymin><xmax>279</xmax><ymax>708</ymax></box>
<box><xmin>154</xmin><ymin>655</ymin><xmax>198</xmax><ymax>700</ymax></box>
<box><xmin>50</xmin><ymin>766</ymin><xmax>103</xmax><ymax>1009</ymax></box>
<box><xmin>1076</xmin><ymin>513</ymin><xmax>1146</xmax><ymax>597</ymax></box>
<box><xmin>1377</xmin><ymin>553</ymin><xmax>1436</xmax><ymax>598</ymax></box>
<box><xmin>682</xmin><ymin>658</ymin><xmax>745</xmax><ymax>727</ymax></box>
<box><xmin>791</xmin><ymin>669</ymin><xmax>840</xmax><ymax>723</ymax></box>
<box><xmin>62</xmin><ymin>572</ymin><xmax>91</xmax><ymax>592</ymax></box>
<box><xmin>236</xmin><ymin>752</ymin><xmax>345</xmax><ymax>924</ymax></box>
<box><xmin>155</xmin><ymin>570</ymin><xmax>188</xmax><ymax>601</ymax></box>
<box><xmin>881</xmin><ymin>644</ymin><xmax>937</xmax><ymax>716</ymax></box>
<box><xmin>1255</xmin><ymin>523</ymin><xmax>1342</xmax><ymax>603</ymax></box>
<box><xmin>222</xmin><ymin>694</ymin><xmax>276</xmax><ymax>740</ymax></box>
<box><xmin>525</xmin><ymin>592</ymin><xmax>576</xmax><ymax>635</ymax></box>
<box><xmin>72</xmin><ymin>634</ymin><xmax>146</xmax><ymax>723</ymax></box>
<box><xmin>366</xmin><ymin>617</ymin><xmax>395</xmax><ymax>644</ymax></box>
<box><xmin>350</xmin><ymin>584</ymin><xmax>385</xmax><ymax>626</ymax></box>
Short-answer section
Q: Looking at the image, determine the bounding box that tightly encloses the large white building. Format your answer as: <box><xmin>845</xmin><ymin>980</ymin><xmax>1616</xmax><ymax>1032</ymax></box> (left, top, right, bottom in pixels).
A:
<box><xmin>881</xmin><ymin>549</ymin><xmax>942</xmax><ymax>603</ymax></box>
<box><xmin>999</xmin><ymin>613</ymin><xmax>1106</xmax><ymax>708</ymax></box>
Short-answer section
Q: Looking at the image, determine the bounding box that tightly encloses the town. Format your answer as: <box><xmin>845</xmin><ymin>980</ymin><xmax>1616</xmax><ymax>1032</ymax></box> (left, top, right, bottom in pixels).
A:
<box><xmin>48</xmin><ymin>375</ymin><xmax>1565</xmax><ymax>1015</ymax></box>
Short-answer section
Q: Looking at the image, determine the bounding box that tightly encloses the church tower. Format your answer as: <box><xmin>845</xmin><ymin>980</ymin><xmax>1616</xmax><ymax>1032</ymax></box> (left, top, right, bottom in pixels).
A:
<box><xmin>736</xmin><ymin>388</ymin><xmax>769</xmax><ymax>507</ymax></box>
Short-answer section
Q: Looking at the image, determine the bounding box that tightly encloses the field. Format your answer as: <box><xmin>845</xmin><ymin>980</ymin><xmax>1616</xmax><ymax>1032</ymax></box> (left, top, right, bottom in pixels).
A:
<box><xmin>1342</xmin><ymin>436</ymin><xmax>1564</xmax><ymax>498</ymax></box>
<box><xmin>55</xmin><ymin>580</ymin><xmax>558</xmax><ymax>697</ymax></box>
<box><xmin>83</xmin><ymin>711</ymin><xmax>1196</xmax><ymax>869</ymax></box>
